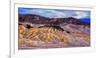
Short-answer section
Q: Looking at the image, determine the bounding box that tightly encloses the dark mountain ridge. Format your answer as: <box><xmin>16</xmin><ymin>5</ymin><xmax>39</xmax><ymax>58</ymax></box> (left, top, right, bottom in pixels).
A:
<box><xmin>19</xmin><ymin>14</ymin><xmax>90</xmax><ymax>26</ymax></box>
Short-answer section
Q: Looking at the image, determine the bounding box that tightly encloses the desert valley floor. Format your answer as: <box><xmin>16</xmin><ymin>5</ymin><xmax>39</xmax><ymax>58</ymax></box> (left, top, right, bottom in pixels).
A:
<box><xmin>18</xmin><ymin>14</ymin><xmax>90</xmax><ymax>49</ymax></box>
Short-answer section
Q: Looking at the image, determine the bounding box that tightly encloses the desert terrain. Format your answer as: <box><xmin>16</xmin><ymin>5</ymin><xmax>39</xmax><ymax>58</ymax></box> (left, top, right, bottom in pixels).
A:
<box><xmin>18</xmin><ymin>14</ymin><xmax>90</xmax><ymax>49</ymax></box>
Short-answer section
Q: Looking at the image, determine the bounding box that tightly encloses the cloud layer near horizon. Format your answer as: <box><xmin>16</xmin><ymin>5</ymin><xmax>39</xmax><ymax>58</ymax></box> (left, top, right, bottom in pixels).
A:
<box><xmin>18</xmin><ymin>8</ymin><xmax>90</xmax><ymax>19</ymax></box>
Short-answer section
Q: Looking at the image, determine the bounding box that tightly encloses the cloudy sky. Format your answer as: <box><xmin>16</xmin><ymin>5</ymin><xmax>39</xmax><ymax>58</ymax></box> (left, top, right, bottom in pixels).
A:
<box><xmin>18</xmin><ymin>8</ymin><xmax>90</xmax><ymax>23</ymax></box>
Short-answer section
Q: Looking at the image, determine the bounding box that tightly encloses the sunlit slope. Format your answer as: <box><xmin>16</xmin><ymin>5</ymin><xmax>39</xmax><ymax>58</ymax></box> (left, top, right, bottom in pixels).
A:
<box><xmin>18</xmin><ymin>25</ymin><xmax>73</xmax><ymax>48</ymax></box>
<box><xmin>18</xmin><ymin>23</ymin><xmax>90</xmax><ymax>49</ymax></box>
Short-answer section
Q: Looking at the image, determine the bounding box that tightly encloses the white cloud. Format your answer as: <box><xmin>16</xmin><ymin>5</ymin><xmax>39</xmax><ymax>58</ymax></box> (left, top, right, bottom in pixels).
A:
<box><xmin>45</xmin><ymin>10</ymin><xmax>66</xmax><ymax>18</ymax></box>
<box><xmin>73</xmin><ymin>11</ymin><xmax>88</xmax><ymax>19</ymax></box>
<box><xmin>20</xmin><ymin>8</ymin><xmax>90</xmax><ymax>19</ymax></box>
<box><xmin>31</xmin><ymin>9</ymin><xmax>67</xmax><ymax>18</ymax></box>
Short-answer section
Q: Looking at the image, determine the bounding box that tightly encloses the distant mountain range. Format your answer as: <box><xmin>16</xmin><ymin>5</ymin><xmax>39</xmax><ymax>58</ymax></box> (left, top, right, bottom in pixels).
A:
<box><xmin>19</xmin><ymin>14</ymin><xmax>90</xmax><ymax>26</ymax></box>
<box><xmin>80</xmin><ymin>18</ymin><xmax>90</xmax><ymax>23</ymax></box>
